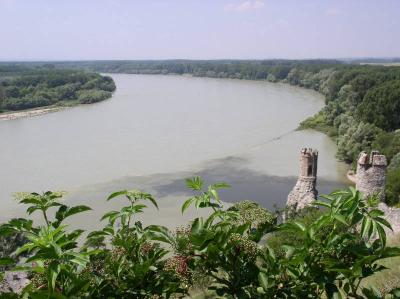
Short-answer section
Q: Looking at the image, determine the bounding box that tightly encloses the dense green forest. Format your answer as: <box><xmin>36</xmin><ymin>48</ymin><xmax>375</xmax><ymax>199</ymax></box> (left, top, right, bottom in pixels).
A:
<box><xmin>1</xmin><ymin>179</ymin><xmax>400</xmax><ymax>298</ymax></box>
<box><xmin>40</xmin><ymin>59</ymin><xmax>400</xmax><ymax>206</ymax></box>
<box><xmin>0</xmin><ymin>65</ymin><xmax>116</xmax><ymax>112</ymax></box>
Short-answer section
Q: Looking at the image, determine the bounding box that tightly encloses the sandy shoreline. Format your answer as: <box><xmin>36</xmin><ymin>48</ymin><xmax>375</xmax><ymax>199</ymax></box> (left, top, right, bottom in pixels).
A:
<box><xmin>0</xmin><ymin>107</ymin><xmax>65</xmax><ymax>121</ymax></box>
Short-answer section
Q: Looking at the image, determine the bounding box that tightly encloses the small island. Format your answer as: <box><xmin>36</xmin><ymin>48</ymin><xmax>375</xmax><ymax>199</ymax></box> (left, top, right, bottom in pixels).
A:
<box><xmin>0</xmin><ymin>64</ymin><xmax>116</xmax><ymax>120</ymax></box>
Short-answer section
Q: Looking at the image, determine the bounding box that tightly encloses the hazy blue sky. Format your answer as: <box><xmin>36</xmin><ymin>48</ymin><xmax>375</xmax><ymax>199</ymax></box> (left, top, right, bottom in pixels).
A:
<box><xmin>0</xmin><ymin>0</ymin><xmax>399</xmax><ymax>60</ymax></box>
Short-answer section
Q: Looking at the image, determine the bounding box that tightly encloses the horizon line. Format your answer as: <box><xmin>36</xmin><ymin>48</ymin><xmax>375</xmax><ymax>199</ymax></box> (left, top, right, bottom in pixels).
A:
<box><xmin>1</xmin><ymin>56</ymin><xmax>400</xmax><ymax>63</ymax></box>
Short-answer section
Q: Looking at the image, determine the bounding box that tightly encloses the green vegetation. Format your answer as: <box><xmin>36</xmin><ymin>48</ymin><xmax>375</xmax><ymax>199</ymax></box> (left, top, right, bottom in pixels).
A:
<box><xmin>0</xmin><ymin>65</ymin><xmax>116</xmax><ymax>112</ymax></box>
<box><xmin>1</xmin><ymin>178</ymin><xmax>400</xmax><ymax>298</ymax></box>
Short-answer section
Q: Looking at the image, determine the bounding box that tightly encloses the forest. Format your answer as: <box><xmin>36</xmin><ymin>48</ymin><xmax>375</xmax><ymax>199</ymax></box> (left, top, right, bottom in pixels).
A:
<box><xmin>0</xmin><ymin>65</ymin><xmax>116</xmax><ymax>112</ymax></box>
<box><xmin>44</xmin><ymin>59</ymin><xmax>400</xmax><ymax>207</ymax></box>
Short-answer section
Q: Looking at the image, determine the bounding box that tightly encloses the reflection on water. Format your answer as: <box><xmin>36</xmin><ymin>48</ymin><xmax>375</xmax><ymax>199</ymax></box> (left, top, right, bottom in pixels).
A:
<box><xmin>70</xmin><ymin>155</ymin><xmax>347</xmax><ymax>230</ymax></box>
<box><xmin>1</xmin><ymin>155</ymin><xmax>348</xmax><ymax>230</ymax></box>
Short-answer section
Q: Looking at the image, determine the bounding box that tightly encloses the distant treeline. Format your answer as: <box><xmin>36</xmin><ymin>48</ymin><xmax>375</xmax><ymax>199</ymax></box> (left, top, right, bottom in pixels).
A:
<box><xmin>2</xmin><ymin>60</ymin><xmax>400</xmax><ymax>205</ymax></box>
<box><xmin>0</xmin><ymin>65</ymin><xmax>116</xmax><ymax>112</ymax></box>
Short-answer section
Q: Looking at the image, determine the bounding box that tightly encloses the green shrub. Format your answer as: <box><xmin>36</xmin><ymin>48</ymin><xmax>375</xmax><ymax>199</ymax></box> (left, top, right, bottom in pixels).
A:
<box><xmin>0</xmin><ymin>67</ymin><xmax>115</xmax><ymax>111</ymax></box>
<box><xmin>77</xmin><ymin>89</ymin><xmax>112</xmax><ymax>104</ymax></box>
<box><xmin>386</xmin><ymin>166</ymin><xmax>400</xmax><ymax>206</ymax></box>
<box><xmin>0</xmin><ymin>180</ymin><xmax>400</xmax><ymax>298</ymax></box>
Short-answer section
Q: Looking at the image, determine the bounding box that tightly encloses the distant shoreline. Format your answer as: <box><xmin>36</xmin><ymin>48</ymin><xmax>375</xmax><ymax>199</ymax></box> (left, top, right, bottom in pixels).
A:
<box><xmin>0</xmin><ymin>73</ymin><xmax>322</xmax><ymax>122</ymax></box>
<box><xmin>0</xmin><ymin>106</ymin><xmax>65</xmax><ymax>121</ymax></box>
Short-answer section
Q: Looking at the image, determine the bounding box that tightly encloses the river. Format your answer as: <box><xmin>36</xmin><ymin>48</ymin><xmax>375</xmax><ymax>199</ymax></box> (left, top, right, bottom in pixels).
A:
<box><xmin>0</xmin><ymin>74</ymin><xmax>349</xmax><ymax>229</ymax></box>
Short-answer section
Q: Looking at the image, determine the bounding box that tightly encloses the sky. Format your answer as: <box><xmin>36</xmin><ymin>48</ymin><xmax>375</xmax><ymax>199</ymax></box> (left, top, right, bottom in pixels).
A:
<box><xmin>0</xmin><ymin>0</ymin><xmax>399</xmax><ymax>61</ymax></box>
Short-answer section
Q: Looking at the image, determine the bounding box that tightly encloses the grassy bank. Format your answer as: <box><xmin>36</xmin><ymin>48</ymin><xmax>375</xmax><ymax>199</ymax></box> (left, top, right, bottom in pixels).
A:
<box><xmin>361</xmin><ymin>234</ymin><xmax>400</xmax><ymax>294</ymax></box>
<box><xmin>298</xmin><ymin>111</ymin><xmax>338</xmax><ymax>137</ymax></box>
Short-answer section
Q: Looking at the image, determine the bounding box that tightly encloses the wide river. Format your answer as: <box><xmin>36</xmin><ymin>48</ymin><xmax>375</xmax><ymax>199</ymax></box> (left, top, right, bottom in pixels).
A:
<box><xmin>0</xmin><ymin>74</ymin><xmax>349</xmax><ymax>229</ymax></box>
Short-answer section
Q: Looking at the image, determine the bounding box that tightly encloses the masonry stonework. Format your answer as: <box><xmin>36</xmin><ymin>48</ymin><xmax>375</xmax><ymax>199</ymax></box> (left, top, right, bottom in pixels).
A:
<box><xmin>353</xmin><ymin>151</ymin><xmax>400</xmax><ymax>235</ymax></box>
<box><xmin>286</xmin><ymin>148</ymin><xmax>318</xmax><ymax>211</ymax></box>
<box><xmin>355</xmin><ymin>151</ymin><xmax>387</xmax><ymax>200</ymax></box>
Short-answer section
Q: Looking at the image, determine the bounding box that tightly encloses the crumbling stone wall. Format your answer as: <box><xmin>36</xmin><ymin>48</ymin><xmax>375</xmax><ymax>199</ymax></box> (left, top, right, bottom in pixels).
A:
<box><xmin>356</xmin><ymin>151</ymin><xmax>387</xmax><ymax>200</ymax></box>
<box><xmin>286</xmin><ymin>148</ymin><xmax>318</xmax><ymax>211</ymax></box>
<box><xmin>354</xmin><ymin>151</ymin><xmax>400</xmax><ymax>234</ymax></box>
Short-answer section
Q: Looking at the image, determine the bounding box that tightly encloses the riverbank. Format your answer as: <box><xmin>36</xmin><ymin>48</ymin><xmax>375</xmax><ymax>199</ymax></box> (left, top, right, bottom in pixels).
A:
<box><xmin>347</xmin><ymin>170</ymin><xmax>356</xmax><ymax>184</ymax></box>
<box><xmin>0</xmin><ymin>67</ymin><xmax>116</xmax><ymax>121</ymax></box>
<box><xmin>0</xmin><ymin>94</ymin><xmax>114</xmax><ymax>121</ymax></box>
<box><xmin>0</xmin><ymin>107</ymin><xmax>65</xmax><ymax>121</ymax></box>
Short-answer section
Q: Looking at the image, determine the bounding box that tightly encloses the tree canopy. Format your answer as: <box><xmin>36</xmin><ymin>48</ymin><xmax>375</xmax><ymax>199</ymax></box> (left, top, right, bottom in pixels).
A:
<box><xmin>0</xmin><ymin>65</ymin><xmax>116</xmax><ymax>112</ymax></box>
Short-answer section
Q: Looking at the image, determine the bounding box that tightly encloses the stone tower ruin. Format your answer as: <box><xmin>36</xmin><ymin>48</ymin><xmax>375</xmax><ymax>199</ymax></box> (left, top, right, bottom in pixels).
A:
<box><xmin>356</xmin><ymin>151</ymin><xmax>387</xmax><ymax>200</ymax></box>
<box><xmin>286</xmin><ymin>148</ymin><xmax>318</xmax><ymax>211</ymax></box>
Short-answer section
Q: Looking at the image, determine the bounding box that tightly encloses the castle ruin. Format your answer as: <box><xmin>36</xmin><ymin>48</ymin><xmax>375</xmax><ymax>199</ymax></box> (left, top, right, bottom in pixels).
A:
<box><xmin>356</xmin><ymin>151</ymin><xmax>387</xmax><ymax>200</ymax></box>
<box><xmin>286</xmin><ymin>148</ymin><xmax>318</xmax><ymax>212</ymax></box>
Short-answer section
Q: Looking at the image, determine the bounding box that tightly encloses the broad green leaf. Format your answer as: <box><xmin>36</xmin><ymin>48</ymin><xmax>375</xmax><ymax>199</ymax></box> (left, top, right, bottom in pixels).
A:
<box><xmin>375</xmin><ymin>216</ymin><xmax>392</xmax><ymax>230</ymax></box>
<box><xmin>185</xmin><ymin>177</ymin><xmax>203</xmax><ymax>191</ymax></box>
<box><xmin>87</xmin><ymin>230</ymin><xmax>109</xmax><ymax>239</ymax></box>
<box><xmin>143</xmin><ymin>192</ymin><xmax>158</xmax><ymax>209</ymax></box>
<box><xmin>258</xmin><ymin>272</ymin><xmax>269</xmax><ymax>291</ymax></box>
<box><xmin>67</xmin><ymin>252</ymin><xmax>90</xmax><ymax>267</ymax></box>
<box><xmin>361</xmin><ymin>217</ymin><xmax>371</xmax><ymax>238</ymax></box>
<box><xmin>211</xmin><ymin>182</ymin><xmax>230</xmax><ymax>189</ymax></box>
<box><xmin>191</xmin><ymin>218</ymin><xmax>203</xmax><ymax>234</ymax></box>
<box><xmin>107</xmin><ymin>190</ymin><xmax>128</xmax><ymax>201</ymax></box>
<box><xmin>0</xmin><ymin>257</ymin><xmax>15</xmax><ymax>266</ymax></box>
<box><xmin>282</xmin><ymin>245</ymin><xmax>295</xmax><ymax>259</ymax></box>
<box><xmin>313</xmin><ymin>200</ymin><xmax>331</xmax><ymax>208</ymax></box>
<box><xmin>333</xmin><ymin>213</ymin><xmax>348</xmax><ymax>226</ymax></box>
<box><xmin>48</xmin><ymin>261</ymin><xmax>60</xmax><ymax>292</ymax></box>
<box><xmin>145</xmin><ymin>225</ymin><xmax>173</xmax><ymax>243</ymax></box>
<box><xmin>210</xmin><ymin>189</ymin><xmax>220</xmax><ymax>202</ymax></box>
<box><xmin>256</xmin><ymin>287</ymin><xmax>266</xmax><ymax>294</ymax></box>
<box><xmin>64</xmin><ymin>205</ymin><xmax>92</xmax><ymax>218</ymax></box>
<box><xmin>361</xmin><ymin>286</ymin><xmax>382</xmax><ymax>299</ymax></box>
<box><xmin>101</xmin><ymin>211</ymin><xmax>119</xmax><ymax>221</ymax></box>
<box><xmin>15</xmin><ymin>243</ymin><xmax>36</xmax><ymax>256</ymax></box>
<box><xmin>369</xmin><ymin>209</ymin><xmax>384</xmax><ymax>217</ymax></box>
<box><xmin>292</xmin><ymin>221</ymin><xmax>306</xmax><ymax>232</ymax></box>
<box><xmin>181</xmin><ymin>197</ymin><xmax>195</xmax><ymax>214</ymax></box>
<box><xmin>380</xmin><ymin>247</ymin><xmax>400</xmax><ymax>258</ymax></box>
<box><xmin>376</xmin><ymin>224</ymin><xmax>387</xmax><ymax>247</ymax></box>
<box><xmin>391</xmin><ymin>288</ymin><xmax>400</xmax><ymax>297</ymax></box>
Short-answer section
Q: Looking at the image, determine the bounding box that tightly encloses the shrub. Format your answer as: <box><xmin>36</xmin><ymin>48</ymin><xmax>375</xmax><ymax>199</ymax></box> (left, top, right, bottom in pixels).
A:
<box><xmin>77</xmin><ymin>89</ymin><xmax>112</xmax><ymax>104</ymax></box>
<box><xmin>0</xmin><ymin>180</ymin><xmax>399</xmax><ymax>298</ymax></box>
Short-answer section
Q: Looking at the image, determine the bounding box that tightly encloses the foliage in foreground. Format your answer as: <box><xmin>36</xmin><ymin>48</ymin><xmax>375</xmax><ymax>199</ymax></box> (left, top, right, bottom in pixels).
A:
<box><xmin>1</xmin><ymin>178</ymin><xmax>400</xmax><ymax>298</ymax></box>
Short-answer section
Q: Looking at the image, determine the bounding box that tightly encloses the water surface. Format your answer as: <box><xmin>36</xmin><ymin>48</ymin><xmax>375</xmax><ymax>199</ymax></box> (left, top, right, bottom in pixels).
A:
<box><xmin>0</xmin><ymin>74</ymin><xmax>349</xmax><ymax>228</ymax></box>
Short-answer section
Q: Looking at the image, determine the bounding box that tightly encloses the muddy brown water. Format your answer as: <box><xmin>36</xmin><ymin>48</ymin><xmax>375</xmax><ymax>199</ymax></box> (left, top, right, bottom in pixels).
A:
<box><xmin>0</xmin><ymin>74</ymin><xmax>349</xmax><ymax>229</ymax></box>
